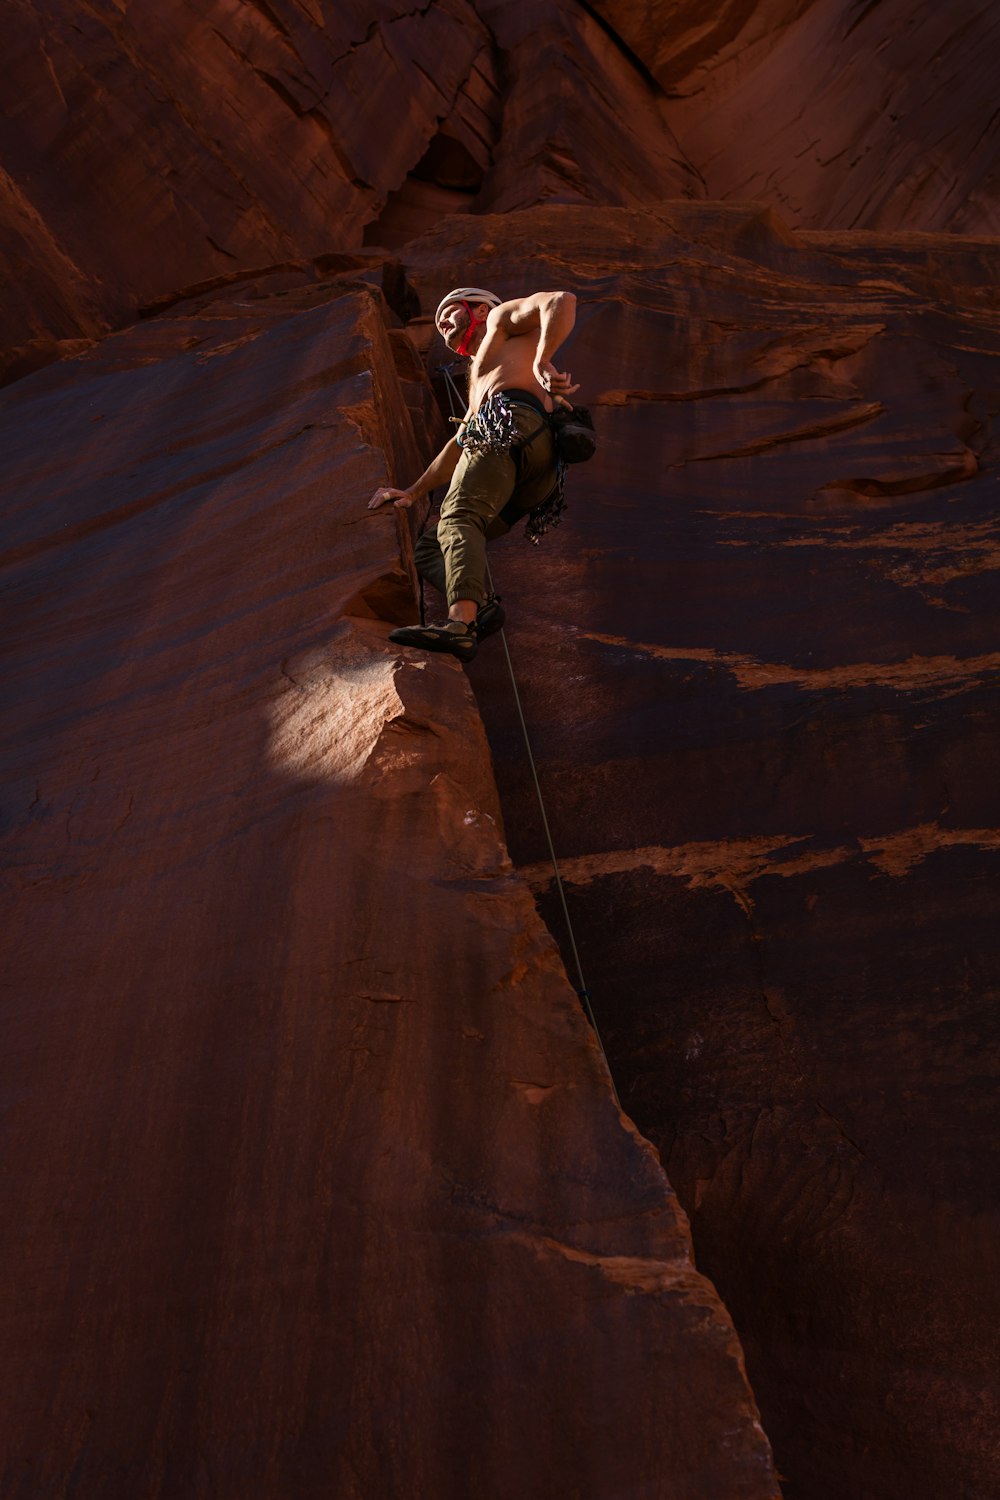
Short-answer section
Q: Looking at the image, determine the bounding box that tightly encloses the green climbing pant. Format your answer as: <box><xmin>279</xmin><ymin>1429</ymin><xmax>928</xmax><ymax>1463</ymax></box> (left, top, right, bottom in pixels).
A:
<box><xmin>415</xmin><ymin>403</ymin><xmax>557</xmax><ymax>607</ymax></box>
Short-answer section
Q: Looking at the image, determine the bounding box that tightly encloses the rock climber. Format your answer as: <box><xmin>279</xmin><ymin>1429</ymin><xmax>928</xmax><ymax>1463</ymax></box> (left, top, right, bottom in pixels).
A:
<box><xmin>367</xmin><ymin>285</ymin><xmax>578</xmax><ymax>662</ymax></box>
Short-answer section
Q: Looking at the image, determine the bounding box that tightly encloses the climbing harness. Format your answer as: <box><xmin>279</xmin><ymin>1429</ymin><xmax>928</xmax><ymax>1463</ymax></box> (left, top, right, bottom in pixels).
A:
<box><xmin>439</xmin><ymin>365</ymin><xmax>570</xmax><ymax>544</ymax></box>
<box><xmin>457</xmin><ymin>389</ymin><xmax>518</xmax><ymax>456</ymax></box>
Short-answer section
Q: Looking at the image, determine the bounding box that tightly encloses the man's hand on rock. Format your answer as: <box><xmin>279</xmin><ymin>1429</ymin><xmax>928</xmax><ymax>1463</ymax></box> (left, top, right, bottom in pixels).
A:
<box><xmin>368</xmin><ymin>485</ymin><xmax>416</xmax><ymax>510</ymax></box>
<box><xmin>534</xmin><ymin>358</ymin><xmax>580</xmax><ymax>406</ymax></box>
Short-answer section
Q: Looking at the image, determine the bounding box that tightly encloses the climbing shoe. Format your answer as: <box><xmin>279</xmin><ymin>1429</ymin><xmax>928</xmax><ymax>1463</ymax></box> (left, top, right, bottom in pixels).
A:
<box><xmin>476</xmin><ymin>593</ymin><xmax>505</xmax><ymax>639</ymax></box>
<box><xmin>389</xmin><ymin>619</ymin><xmax>478</xmax><ymax>663</ymax></box>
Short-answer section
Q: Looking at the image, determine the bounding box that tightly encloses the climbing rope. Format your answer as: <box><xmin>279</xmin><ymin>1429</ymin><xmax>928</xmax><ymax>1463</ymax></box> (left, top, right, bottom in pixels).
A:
<box><xmin>439</xmin><ymin>361</ymin><xmax>468</xmax><ymax>423</ymax></box>
<box><xmin>483</xmin><ymin>560</ymin><xmax>621</xmax><ymax>1109</ymax></box>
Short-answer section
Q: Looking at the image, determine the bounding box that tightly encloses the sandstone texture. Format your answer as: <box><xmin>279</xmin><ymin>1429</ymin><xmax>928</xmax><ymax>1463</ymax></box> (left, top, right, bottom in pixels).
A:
<box><xmin>0</xmin><ymin>279</ymin><xmax>778</xmax><ymax>1496</ymax></box>
<box><xmin>2</xmin><ymin>4</ymin><xmax>1000</xmax><ymax>1500</ymax></box>
<box><xmin>1</xmin><ymin>0</ymin><xmax>491</xmax><ymax>359</ymax></box>
<box><xmin>3</xmin><ymin>0</ymin><xmax>996</xmax><ymax>379</ymax></box>
<box><xmin>407</xmin><ymin>202</ymin><xmax>1000</xmax><ymax>1500</ymax></box>
<box><xmin>0</xmin><ymin>0</ymin><xmax>701</xmax><ymax>370</ymax></box>
<box><xmin>591</xmin><ymin>0</ymin><xmax>1000</xmax><ymax>233</ymax></box>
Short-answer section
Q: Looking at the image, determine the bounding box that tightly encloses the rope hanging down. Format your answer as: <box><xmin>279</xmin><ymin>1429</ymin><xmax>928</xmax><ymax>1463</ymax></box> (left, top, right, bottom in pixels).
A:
<box><xmin>484</xmin><ymin>567</ymin><xmax>621</xmax><ymax>1110</ymax></box>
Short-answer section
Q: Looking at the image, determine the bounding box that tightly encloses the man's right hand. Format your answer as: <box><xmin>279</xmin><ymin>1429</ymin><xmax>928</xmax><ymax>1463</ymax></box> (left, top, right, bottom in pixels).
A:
<box><xmin>368</xmin><ymin>485</ymin><xmax>416</xmax><ymax>510</ymax></box>
<box><xmin>533</xmin><ymin>358</ymin><xmax>580</xmax><ymax>405</ymax></box>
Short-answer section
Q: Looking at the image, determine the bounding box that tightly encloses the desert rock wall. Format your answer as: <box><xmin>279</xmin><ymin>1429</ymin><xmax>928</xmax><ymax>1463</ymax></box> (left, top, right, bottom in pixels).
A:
<box><xmin>2</xmin><ymin>3</ymin><xmax>999</xmax><ymax>1499</ymax></box>
<box><xmin>18</xmin><ymin>0</ymin><xmax>998</xmax><ymax>377</ymax></box>
<box><xmin>0</xmin><ymin>271</ymin><xmax>778</xmax><ymax>1496</ymax></box>
<box><xmin>591</xmin><ymin>0</ymin><xmax>1000</xmax><ymax>232</ymax></box>
<box><xmin>1</xmin><ymin>0</ymin><xmax>493</xmax><ymax>358</ymax></box>
<box><xmin>426</xmin><ymin>201</ymin><xmax>1000</xmax><ymax>1500</ymax></box>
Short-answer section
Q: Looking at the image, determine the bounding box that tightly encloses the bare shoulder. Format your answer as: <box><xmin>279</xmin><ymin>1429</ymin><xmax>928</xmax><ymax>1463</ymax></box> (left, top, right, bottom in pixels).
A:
<box><xmin>489</xmin><ymin>290</ymin><xmax>576</xmax><ymax>338</ymax></box>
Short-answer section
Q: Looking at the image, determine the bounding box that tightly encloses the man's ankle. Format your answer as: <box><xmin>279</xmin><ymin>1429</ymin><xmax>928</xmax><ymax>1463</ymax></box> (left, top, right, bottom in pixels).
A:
<box><xmin>448</xmin><ymin>600</ymin><xmax>478</xmax><ymax>626</ymax></box>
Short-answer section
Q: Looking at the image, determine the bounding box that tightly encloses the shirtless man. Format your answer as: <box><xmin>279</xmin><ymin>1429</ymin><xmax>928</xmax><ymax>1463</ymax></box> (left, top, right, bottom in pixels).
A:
<box><xmin>368</xmin><ymin>286</ymin><xmax>578</xmax><ymax>662</ymax></box>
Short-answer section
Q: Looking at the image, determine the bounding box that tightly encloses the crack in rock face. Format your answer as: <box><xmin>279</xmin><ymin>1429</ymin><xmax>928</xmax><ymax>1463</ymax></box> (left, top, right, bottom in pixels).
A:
<box><xmin>419</xmin><ymin>203</ymin><xmax>1000</xmax><ymax>1500</ymax></box>
<box><xmin>0</xmin><ymin>257</ymin><xmax>779</xmax><ymax>1500</ymax></box>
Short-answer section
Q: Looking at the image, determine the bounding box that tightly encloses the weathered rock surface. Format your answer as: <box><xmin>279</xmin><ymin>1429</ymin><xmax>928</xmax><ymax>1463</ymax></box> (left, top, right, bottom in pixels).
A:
<box><xmin>0</xmin><ymin>0</ymin><xmax>495</xmax><ymax>356</ymax></box>
<box><xmin>16</xmin><ymin>0</ymin><xmax>999</xmax><ymax>366</ymax></box>
<box><xmin>591</xmin><ymin>0</ymin><xmax>1000</xmax><ymax>232</ymax></box>
<box><xmin>1</xmin><ymin>0</ymin><xmax>701</xmax><ymax>364</ymax></box>
<box><xmin>401</xmin><ymin>202</ymin><xmax>1000</xmax><ymax>1500</ymax></box>
<box><xmin>0</xmin><ymin>279</ymin><xmax>779</xmax><ymax>1497</ymax></box>
<box><xmin>4</xmin><ymin>4</ymin><xmax>1000</xmax><ymax>1498</ymax></box>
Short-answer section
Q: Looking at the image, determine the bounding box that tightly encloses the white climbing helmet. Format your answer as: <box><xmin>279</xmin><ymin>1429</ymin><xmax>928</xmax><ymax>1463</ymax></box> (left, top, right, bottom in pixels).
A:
<box><xmin>434</xmin><ymin>286</ymin><xmax>503</xmax><ymax>327</ymax></box>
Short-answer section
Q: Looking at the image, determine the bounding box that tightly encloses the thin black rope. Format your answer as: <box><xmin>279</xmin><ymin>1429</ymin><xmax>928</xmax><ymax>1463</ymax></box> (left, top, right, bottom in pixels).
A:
<box><xmin>485</xmin><ymin>558</ymin><xmax>621</xmax><ymax>1109</ymax></box>
<box><xmin>440</xmin><ymin>363</ymin><xmax>467</xmax><ymax>425</ymax></box>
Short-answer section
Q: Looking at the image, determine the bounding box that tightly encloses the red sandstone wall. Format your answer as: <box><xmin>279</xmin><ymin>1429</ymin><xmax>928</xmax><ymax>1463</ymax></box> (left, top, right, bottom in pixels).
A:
<box><xmin>4</xmin><ymin>0</ymin><xmax>995</xmax><ymax>382</ymax></box>
<box><xmin>591</xmin><ymin>0</ymin><xmax>1000</xmax><ymax>233</ymax></box>
<box><xmin>0</xmin><ymin>273</ymin><xmax>778</xmax><ymax>1498</ymax></box>
<box><xmin>407</xmin><ymin>202</ymin><xmax>1000</xmax><ymax>1500</ymax></box>
<box><xmin>2</xmin><ymin>3</ymin><xmax>999</xmax><ymax>1499</ymax></box>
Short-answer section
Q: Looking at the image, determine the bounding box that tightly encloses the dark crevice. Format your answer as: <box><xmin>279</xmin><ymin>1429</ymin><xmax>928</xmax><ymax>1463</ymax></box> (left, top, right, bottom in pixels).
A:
<box><xmin>843</xmin><ymin>0</ymin><xmax>886</xmax><ymax>42</ymax></box>
<box><xmin>573</xmin><ymin>0</ymin><xmax>666</xmax><ymax>100</ymax></box>
<box><xmin>242</xmin><ymin>0</ymin><xmax>292</xmax><ymax>39</ymax></box>
<box><xmin>253</xmin><ymin>67</ymin><xmax>312</xmax><ymax>117</ymax></box>
<box><xmin>205</xmin><ymin>235</ymin><xmax>239</xmax><ymax>261</ymax></box>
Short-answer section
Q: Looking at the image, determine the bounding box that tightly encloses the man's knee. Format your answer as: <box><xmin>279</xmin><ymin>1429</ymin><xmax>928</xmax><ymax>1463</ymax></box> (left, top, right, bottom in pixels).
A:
<box><xmin>414</xmin><ymin>523</ymin><xmax>447</xmax><ymax>594</ymax></box>
<box><xmin>438</xmin><ymin>500</ymin><xmax>491</xmax><ymax>542</ymax></box>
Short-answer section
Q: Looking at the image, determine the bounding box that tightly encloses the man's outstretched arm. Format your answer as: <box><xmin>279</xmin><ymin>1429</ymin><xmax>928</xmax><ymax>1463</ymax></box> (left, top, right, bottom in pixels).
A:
<box><xmin>368</xmin><ymin>426</ymin><xmax>466</xmax><ymax>510</ymax></box>
<box><xmin>493</xmin><ymin>291</ymin><xmax>579</xmax><ymax>403</ymax></box>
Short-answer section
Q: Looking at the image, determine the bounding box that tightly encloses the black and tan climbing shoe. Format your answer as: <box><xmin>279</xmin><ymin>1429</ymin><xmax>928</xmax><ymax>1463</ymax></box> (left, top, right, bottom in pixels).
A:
<box><xmin>389</xmin><ymin>619</ymin><xmax>478</xmax><ymax>663</ymax></box>
<box><xmin>476</xmin><ymin>594</ymin><xmax>505</xmax><ymax>639</ymax></box>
